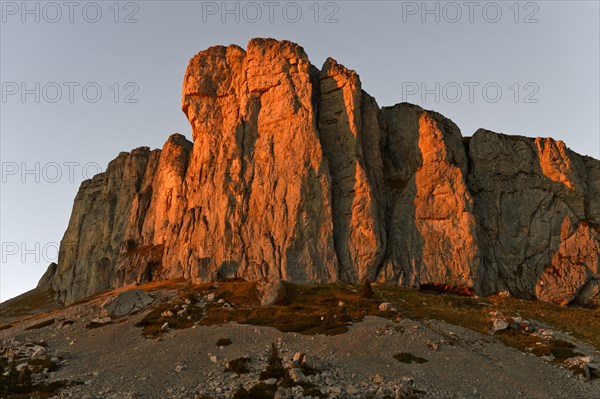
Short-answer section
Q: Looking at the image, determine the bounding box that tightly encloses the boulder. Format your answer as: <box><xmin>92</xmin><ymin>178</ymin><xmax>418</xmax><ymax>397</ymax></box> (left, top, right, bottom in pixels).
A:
<box><xmin>101</xmin><ymin>290</ymin><xmax>153</xmax><ymax>318</ymax></box>
<box><xmin>30</xmin><ymin>346</ymin><xmax>47</xmax><ymax>360</ymax></box>
<box><xmin>289</xmin><ymin>368</ymin><xmax>307</xmax><ymax>383</ymax></box>
<box><xmin>257</xmin><ymin>278</ymin><xmax>287</xmax><ymax>306</ymax></box>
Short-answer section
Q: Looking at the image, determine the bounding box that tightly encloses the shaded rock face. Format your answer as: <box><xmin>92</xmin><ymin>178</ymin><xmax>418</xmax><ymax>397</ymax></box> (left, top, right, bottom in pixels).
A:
<box><xmin>41</xmin><ymin>38</ymin><xmax>600</xmax><ymax>306</ymax></box>
<box><xmin>468</xmin><ymin>131</ymin><xmax>600</xmax><ymax>304</ymax></box>
<box><xmin>376</xmin><ymin>105</ymin><xmax>481</xmax><ymax>293</ymax></box>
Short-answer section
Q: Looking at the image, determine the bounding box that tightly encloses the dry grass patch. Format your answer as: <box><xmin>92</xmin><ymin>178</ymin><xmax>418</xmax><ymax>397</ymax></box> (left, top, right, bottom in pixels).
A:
<box><xmin>134</xmin><ymin>279</ymin><xmax>599</xmax><ymax>371</ymax></box>
<box><xmin>201</xmin><ymin>283</ymin><xmax>389</xmax><ymax>336</ymax></box>
<box><xmin>378</xmin><ymin>285</ymin><xmax>600</xmax><ymax>368</ymax></box>
<box><xmin>135</xmin><ymin>284</ymin><xmax>213</xmax><ymax>338</ymax></box>
<box><xmin>0</xmin><ymin>288</ymin><xmax>62</xmax><ymax>325</ymax></box>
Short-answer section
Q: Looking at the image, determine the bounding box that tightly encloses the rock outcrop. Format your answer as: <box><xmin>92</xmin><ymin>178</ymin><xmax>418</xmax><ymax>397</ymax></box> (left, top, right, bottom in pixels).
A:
<box><xmin>39</xmin><ymin>38</ymin><xmax>600</xmax><ymax>306</ymax></box>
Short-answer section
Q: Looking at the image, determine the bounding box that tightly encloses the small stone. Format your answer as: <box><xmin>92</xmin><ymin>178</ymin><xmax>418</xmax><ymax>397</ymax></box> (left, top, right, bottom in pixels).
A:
<box><xmin>161</xmin><ymin>310</ymin><xmax>174</xmax><ymax>318</ymax></box>
<box><xmin>16</xmin><ymin>363</ymin><xmax>28</xmax><ymax>372</ymax></box>
<box><xmin>293</xmin><ymin>352</ymin><xmax>304</xmax><ymax>364</ymax></box>
<box><xmin>31</xmin><ymin>346</ymin><xmax>48</xmax><ymax>360</ymax></box>
<box><xmin>274</xmin><ymin>387</ymin><xmax>292</xmax><ymax>399</ymax></box>
<box><xmin>492</xmin><ymin>318</ymin><xmax>509</xmax><ymax>332</ymax></box>
<box><xmin>257</xmin><ymin>278</ymin><xmax>287</xmax><ymax>306</ymax></box>
<box><xmin>289</xmin><ymin>368</ymin><xmax>307</xmax><ymax>383</ymax></box>
<box><xmin>427</xmin><ymin>341</ymin><xmax>440</xmax><ymax>352</ymax></box>
<box><xmin>92</xmin><ymin>317</ymin><xmax>111</xmax><ymax>324</ymax></box>
<box><xmin>379</xmin><ymin>302</ymin><xmax>395</xmax><ymax>311</ymax></box>
<box><xmin>210</xmin><ymin>355</ymin><xmax>218</xmax><ymax>363</ymax></box>
<box><xmin>346</xmin><ymin>386</ymin><xmax>358</xmax><ymax>394</ymax></box>
<box><xmin>161</xmin><ymin>322</ymin><xmax>170</xmax><ymax>331</ymax></box>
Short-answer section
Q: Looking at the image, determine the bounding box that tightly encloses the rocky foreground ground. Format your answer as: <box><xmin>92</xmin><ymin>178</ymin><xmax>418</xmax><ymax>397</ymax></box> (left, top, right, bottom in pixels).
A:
<box><xmin>1</xmin><ymin>282</ymin><xmax>599</xmax><ymax>399</ymax></box>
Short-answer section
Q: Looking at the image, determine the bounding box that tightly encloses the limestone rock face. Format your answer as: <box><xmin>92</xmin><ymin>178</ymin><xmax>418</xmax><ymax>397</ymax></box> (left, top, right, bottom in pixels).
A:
<box><xmin>467</xmin><ymin>130</ymin><xmax>600</xmax><ymax>304</ymax></box>
<box><xmin>176</xmin><ymin>38</ymin><xmax>338</xmax><ymax>284</ymax></box>
<box><xmin>49</xmin><ymin>146</ymin><xmax>161</xmax><ymax>303</ymax></box>
<box><xmin>376</xmin><ymin>104</ymin><xmax>481</xmax><ymax>292</ymax></box>
<box><xmin>40</xmin><ymin>38</ymin><xmax>600</xmax><ymax>306</ymax></box>
<box><xmin>317</xmin><ymin>58</ymin><xmax>385</xmax><ymax>283</ymax></box>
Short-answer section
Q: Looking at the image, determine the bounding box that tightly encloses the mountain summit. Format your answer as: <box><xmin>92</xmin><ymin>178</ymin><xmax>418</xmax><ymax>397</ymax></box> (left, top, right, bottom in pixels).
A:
<box><xmin>39</xmin><ymin>38</ymin><xmax>600</xmax><ymax>306</ymax></box>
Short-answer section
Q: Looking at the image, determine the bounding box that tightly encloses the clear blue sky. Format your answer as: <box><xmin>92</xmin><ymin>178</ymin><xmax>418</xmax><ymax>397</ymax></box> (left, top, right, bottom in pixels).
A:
<box><xmin>1</xmin><ymin>0</ymin><xmax>599</xmax><ymax>301</ymax></box>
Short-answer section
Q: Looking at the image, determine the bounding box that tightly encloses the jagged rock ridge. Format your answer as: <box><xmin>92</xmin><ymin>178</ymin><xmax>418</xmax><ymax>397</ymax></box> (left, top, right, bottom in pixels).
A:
<box><xmin>39</xmin><ymin>38</ymin><xmax>600</xmax><ymax>306</ymax></box>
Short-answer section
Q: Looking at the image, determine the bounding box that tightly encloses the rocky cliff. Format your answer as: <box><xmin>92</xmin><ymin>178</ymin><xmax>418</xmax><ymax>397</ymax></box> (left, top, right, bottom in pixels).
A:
<box><xmin>39</xmin><ymin>38</ymin><xmax>600</xmax><ymax>306</ymax></box>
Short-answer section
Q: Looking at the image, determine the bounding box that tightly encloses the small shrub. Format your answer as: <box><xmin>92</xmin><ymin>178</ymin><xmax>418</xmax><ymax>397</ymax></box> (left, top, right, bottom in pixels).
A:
<box><xmin>28</xmin><ymin>358</ymin><xmax>59</xmax><ymax>373</ymax></box>
<box><xmin>234</xmin><ymin>385</ymin><xmax>279</xmax><ymax>399</ymax></box>
<box><xmin>303</xmin><ymin>387</ymin><xmax>327</xmax><ymax>398</ymax></box>
<box><xmin>226</xmin><ymin>357</ymin><xmax>251</xmax><ymax>374</ymax></box>
<box><xmin>300</xmin><ymin>363</ymin><xmax>321</xmax><ymax>376</ymax></box>
<box><xmin>19</xmin><ymin>366</ymin><xmax>33</xmax><ymax>389</ymax></box>
<box><xmin>393</xmin><ymin>352</ymin><xmax>428</xmax><ymax>364</ymax></box>
<box><xmin>361</xmin><ymin>280</ymin><xmax>375</xmax><ymax>299</ymax></box>
<box><xmin>232</xmin><ymin>387</ymin><xmax>249</xmax><ymax>399</ymax></box>
<box><xmin>530</xmin><ymin>339</ymin><xmax>582</xmax><ymax>362</ymax></box>
<box><xmin>246</xmin><ymin>383</ymin><xmax>277</xmax><ymax>399</ymax></box>
<box><xmin>260</xmin><ymin>344</ymin><xmax>286</xmax><ymax>381</ymax></box>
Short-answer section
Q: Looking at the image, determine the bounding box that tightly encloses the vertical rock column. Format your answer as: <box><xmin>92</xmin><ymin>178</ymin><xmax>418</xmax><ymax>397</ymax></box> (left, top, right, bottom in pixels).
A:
<box><xmin>377</xmin><ymin>104</ymin><xmax>481</xmax><ymax>292</ymax></box>
<box><xmin>177</xmin><ymin>39</ymin><xmax>339</xmax><ymax>283</ymax></box>
<box><xmin>317</xmin><ymin>58</ymin><xmax>386</xmax><ymax>282</ymax></box>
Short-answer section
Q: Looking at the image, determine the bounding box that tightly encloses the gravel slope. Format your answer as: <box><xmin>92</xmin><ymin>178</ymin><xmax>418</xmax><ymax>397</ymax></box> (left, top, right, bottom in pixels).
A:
<box><xmin>1</xmin><ymin>290</ymin><xmax>599</xmax><ymax>399</ymax></box>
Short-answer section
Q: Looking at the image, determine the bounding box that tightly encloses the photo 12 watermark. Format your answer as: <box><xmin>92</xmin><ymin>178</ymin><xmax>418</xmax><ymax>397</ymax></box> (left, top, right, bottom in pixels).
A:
<box><xmin>1</xmin><ymin>161</ymin><xmax>104</xmax><ymax>184</ymax></box>
<box><xmin>1</xmin><ymin>1</ymin><xmax>140</xmax><ymax>24</ymax></box>
<box><xmin>200</xmin><ymin>1</ymin><xmax>339</xmax><ymax>23</ymax></box>
<box><xmin>401</xmin><ymin>1</ymin><xmax>540</xmax><ymax>24</ymax></box>
<box><xmin>1</xmin><ymin>242</ymin><xmax>59</xmax><ymax>264</ymax></box>
<box><xmin>1</xmin><ymin>82</ymin><xmax>140</xmax><ymax>104</ymax></box>
<box><xmin>401</xmin><ymin>81</ymin><xmax>540</xmax><ymax>104</ymax></box>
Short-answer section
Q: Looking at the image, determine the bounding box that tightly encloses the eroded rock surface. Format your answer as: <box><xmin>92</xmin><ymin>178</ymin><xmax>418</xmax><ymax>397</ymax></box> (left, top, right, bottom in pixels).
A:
<box><xmin>40</xmin><ymin>38</ymin><xmax>600</xmax><ymax>306</ymax></box>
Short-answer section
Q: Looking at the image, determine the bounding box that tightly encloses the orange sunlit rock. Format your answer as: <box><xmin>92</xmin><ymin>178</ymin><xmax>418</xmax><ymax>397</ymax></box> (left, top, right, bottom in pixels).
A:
<box><xmin>39</xmin><ymin>39</ymin><xmax>600</xmax><ymax>307</ymax></box>
<box><xmin>535</xmin><ymin>137</ymin><xmax>579</xmax><ymax>190</ymax></box>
